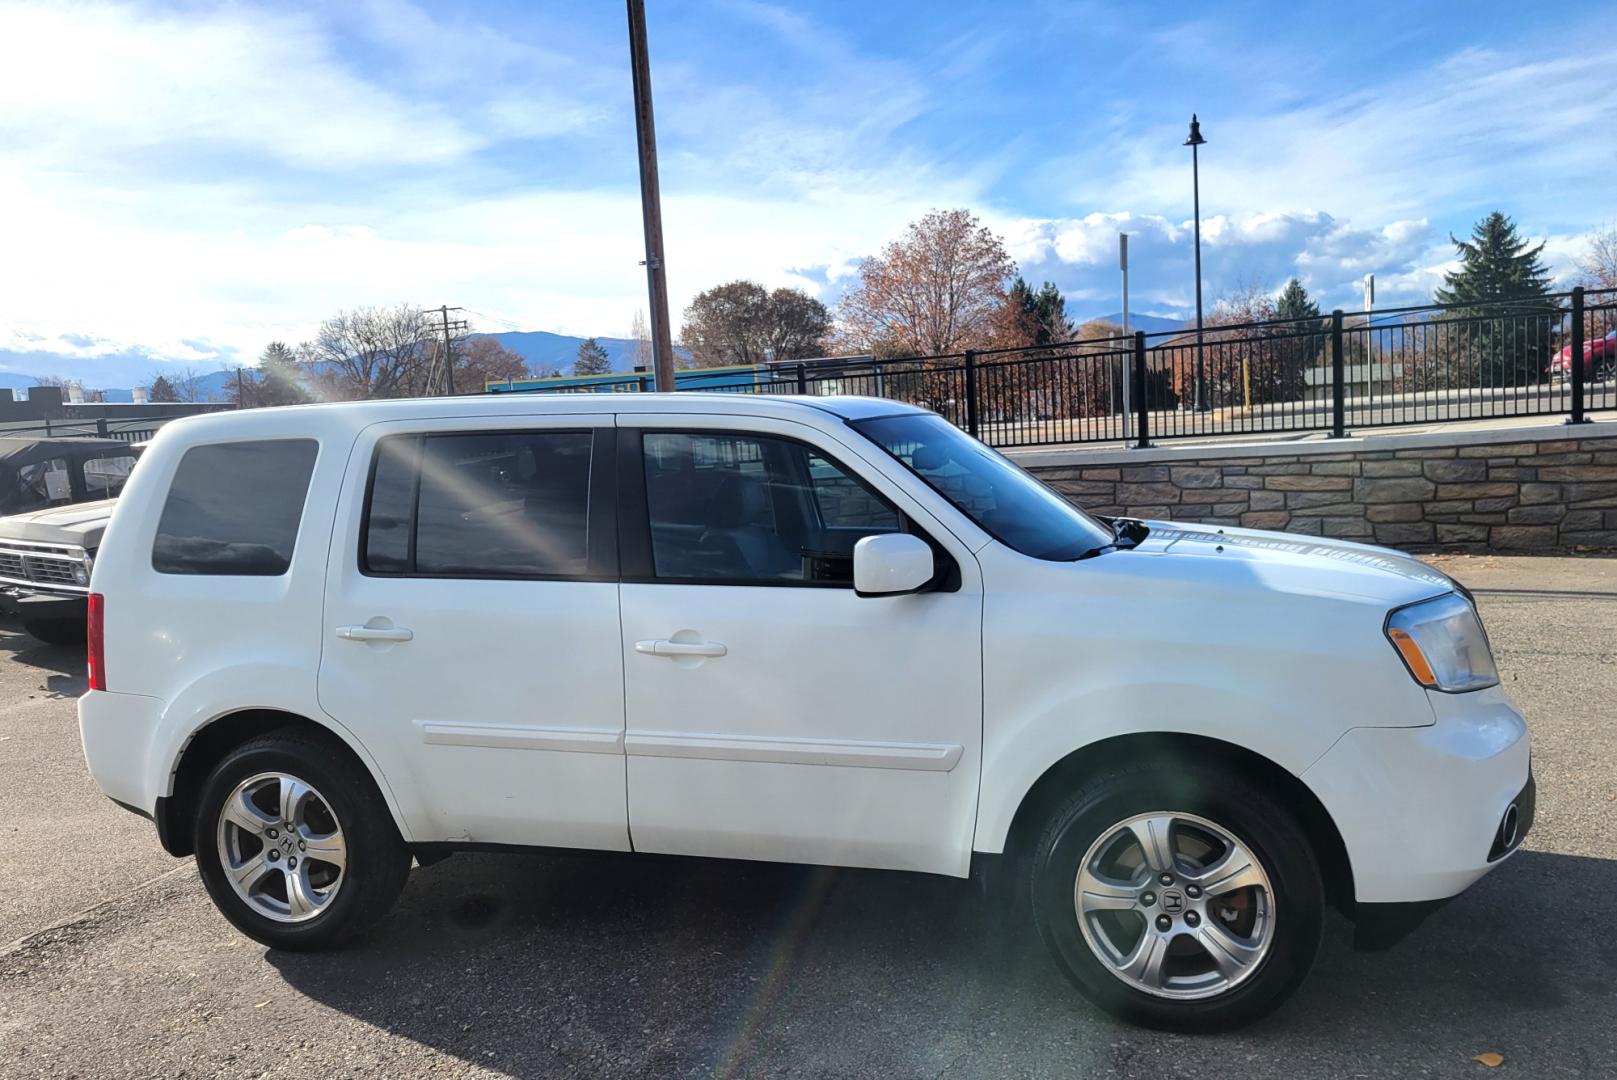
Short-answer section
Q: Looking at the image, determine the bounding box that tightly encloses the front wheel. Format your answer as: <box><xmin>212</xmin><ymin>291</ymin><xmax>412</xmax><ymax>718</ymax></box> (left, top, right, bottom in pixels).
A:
<box><xmin>1029</xmin><ymin>762</ymin><xmax>1323</xmax><ymax>1030</ymax></box>
<box><xmin>193</xmin><ymin>730</ymin><xmax>411</xmax><ymax>949</ymax></box>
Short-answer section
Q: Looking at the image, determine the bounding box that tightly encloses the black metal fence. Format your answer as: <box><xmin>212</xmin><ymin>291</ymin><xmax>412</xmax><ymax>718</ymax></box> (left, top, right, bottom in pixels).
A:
<box><xmin>0</xmin><ymin>403</ymin><xmax>235</xmax><ymax>444</ymax></box>
<box><xmin>503</xmin><ymin>288</ymin><xmax>1617</xmax><ymax>450</ymax></box>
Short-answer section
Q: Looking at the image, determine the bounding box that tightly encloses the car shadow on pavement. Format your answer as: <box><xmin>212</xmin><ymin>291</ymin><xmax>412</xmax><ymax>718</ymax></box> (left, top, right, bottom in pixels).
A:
<box><xmin>0</xmin><ymin>617</ymin><xmax>84</xmax><ymax>695</ymax></box>
<box><xmin>265</xmin><ymin>846</ymin><xmax>1617</xmax><ymax>1077</ymax></box>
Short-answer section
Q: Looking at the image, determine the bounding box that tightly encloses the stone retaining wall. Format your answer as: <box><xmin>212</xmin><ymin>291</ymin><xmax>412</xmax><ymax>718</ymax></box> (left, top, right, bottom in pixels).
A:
<box><xmin>1010</xmin><ymin>424</ymin><xmax>1617</xmax><ymax>551</ymax></box>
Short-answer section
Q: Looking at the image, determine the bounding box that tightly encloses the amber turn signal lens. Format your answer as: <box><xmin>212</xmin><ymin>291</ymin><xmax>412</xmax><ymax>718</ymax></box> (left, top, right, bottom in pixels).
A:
<box><xmin>1387</xmin><ymin>627</ymin><xmax>1436</xmax><ymax>687</ymax></box>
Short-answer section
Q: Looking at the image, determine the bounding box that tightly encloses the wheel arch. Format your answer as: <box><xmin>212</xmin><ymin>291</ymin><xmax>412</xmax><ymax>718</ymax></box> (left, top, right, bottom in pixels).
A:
<box><xmin>994</xmin><ymin>732</ymin><xmax>1355</xmax><ymax>912</ymax></box>
<box><xmin>155</xmin><ymin>708</ymin><xmax>410</xmax><ymax>857</ymax></box>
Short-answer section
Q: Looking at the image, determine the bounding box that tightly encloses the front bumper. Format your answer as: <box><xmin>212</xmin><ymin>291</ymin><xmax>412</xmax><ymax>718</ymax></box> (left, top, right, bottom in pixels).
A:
<box><xmin>0</xmin><ymin>587</ymin><xmax>87</xmax><ymax>620</ymax></box>
<box><xmin>1302</xmin><ymin>684</ymin><xmax>1531</xmax><ymax>907</ymax></box>
<box><xmin>1352</xmin><ymin>770</ymin><xmax>1534</xmax><ymax>949</ymax></box>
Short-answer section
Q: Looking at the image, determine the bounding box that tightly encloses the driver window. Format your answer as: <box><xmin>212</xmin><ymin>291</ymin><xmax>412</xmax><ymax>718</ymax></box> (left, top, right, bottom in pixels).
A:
<box><xmin>642</xmin><ymin>432</ymin><xmax>900</xmax><ymax>584</ymax></box>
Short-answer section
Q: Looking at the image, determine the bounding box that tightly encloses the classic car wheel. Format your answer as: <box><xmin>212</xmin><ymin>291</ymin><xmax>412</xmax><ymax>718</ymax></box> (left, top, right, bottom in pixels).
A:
<box><xmin>1029</xmin><ymin>761</ymin><xmax>1323</xmax><ymax>1031</ymax></box>
<box><xmin>193</xmin><ymin>729</ymin><xmax>411</xmax><ymax>950</ymax></box>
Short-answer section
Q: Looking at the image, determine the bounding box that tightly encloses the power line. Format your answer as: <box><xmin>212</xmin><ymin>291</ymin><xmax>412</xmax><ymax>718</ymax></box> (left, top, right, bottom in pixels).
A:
<box><xmin>461</xmin><ymin>308</ymin><xmax>525</xmax><ymax>332</ymax></box>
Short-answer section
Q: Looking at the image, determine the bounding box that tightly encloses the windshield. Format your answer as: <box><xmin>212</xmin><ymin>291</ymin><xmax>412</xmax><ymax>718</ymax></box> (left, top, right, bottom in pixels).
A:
<box><xmin>852</xmin><ymin>413</ymin><xmax>1115</xmax><ymax>560</ymax></box>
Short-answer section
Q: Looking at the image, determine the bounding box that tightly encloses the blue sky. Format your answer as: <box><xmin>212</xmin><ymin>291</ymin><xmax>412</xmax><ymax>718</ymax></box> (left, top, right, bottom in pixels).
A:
<box><xmin>2</xmin><ymin>0</ymin><xmax>1615</xmax><ymax>378</ymax></box>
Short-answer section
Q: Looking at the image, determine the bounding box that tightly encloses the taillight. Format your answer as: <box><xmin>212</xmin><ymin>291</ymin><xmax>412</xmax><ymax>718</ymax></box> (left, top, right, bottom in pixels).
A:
<box><xmin>87</xmin><ymin>592</ymin><xmax>105</xmax><ymax>692</ymax></box>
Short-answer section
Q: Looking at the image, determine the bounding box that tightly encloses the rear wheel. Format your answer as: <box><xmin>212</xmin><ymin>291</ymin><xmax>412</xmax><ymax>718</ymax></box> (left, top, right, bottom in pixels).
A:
<box><xmin>22</xmin><ymin>617</ymin><xmax>84</xmax><ymax>646</ymax></box>
<box><xmin>1029</xmin><ymin>762</ymin><xmax>1323</xmax><ymax>1030</ymax></box>
<box><xmin>193</xmin><ymin>730</ymin><xmax>411</xmax><ymax>949</ymax></box>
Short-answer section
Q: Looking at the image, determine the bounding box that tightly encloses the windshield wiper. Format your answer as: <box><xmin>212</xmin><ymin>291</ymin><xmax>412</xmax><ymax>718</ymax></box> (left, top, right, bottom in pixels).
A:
<box><xmin>1065</xmin><ymin>517</ymin><xmax>1149</xmax><ymax>561</ymax></box>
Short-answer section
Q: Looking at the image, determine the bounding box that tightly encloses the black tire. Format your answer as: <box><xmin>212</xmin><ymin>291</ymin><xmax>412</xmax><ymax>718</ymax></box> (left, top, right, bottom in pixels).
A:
<box><xmin>23</xmin><ymin>617</ymin><xmax>85</xmax><ymax>646</ymax></box>
<box><xmin>193</xmin><ymin>728</ymin><xmax>411</xmax><ymax>950</ymax></box>
<box><xmin>1028</xmin><ymin>761</ymin><xmax>1323</xmax><ymax>1031</ymax></box>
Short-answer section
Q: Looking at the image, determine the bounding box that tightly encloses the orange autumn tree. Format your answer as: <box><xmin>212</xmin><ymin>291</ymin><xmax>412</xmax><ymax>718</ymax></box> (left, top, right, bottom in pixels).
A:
<box><xmin>837</xmin><ymin>209</ymin><xmax>1016</xmax><ymax>358</ymax></box>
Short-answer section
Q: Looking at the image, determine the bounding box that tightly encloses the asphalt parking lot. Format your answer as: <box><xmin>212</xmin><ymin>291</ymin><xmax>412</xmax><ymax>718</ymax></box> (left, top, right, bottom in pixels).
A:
<box><xmin>2</xmin><ymin>554</ymin><xmax>1615</xmax><ymax>1079</ymax></box>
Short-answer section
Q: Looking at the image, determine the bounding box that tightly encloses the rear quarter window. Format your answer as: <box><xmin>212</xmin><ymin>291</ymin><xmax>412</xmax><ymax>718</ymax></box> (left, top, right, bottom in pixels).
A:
<box><xmin>152</xmin><ymin>439</ymin><xmax>319</xmax><ymax>576</ymax></box>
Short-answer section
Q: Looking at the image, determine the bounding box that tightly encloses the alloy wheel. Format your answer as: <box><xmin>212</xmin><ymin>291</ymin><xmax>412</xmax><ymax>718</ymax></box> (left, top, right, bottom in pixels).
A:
<box><xmin>1074</xmin><ymin>811</ymin><xmax>1275</xmax><ymax>1000</ymax></box>
<box><xmin>215</xmin><ymin>771</ymin><xmax>348</xmax><ymax>924</ymax></box>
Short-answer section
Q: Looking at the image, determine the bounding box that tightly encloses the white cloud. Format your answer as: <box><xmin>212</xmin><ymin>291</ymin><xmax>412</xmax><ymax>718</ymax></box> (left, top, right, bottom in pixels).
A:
<box><xmin>0</xmin><ymin>0</ymin><xmax>1612</xmax><ymax>378</ymax></box>
<box><xmin>1061</xmin><ymin>42</ymin><xmax>1617</xmax><ymax>228</ymax></box>
<box><xmin>0</xmin><ymin>4</ymin><xmax>483</xmax><ymax>170</ymax></box>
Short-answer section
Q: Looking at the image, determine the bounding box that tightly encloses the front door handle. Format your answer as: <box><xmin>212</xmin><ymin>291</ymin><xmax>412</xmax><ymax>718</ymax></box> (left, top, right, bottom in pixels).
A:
<box><xmin>336</xmin><ymin>625</ymin><xmax>414</xmax><ymax>643</ymax></box>
<box><xmin>635</xmin><ymin>638</ymin><xmax>727</xmax><ymax>658</ymax></box>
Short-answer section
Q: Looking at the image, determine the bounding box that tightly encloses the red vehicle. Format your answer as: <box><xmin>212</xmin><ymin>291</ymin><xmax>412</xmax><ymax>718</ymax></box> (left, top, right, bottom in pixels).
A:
<box><xmin>1551</xmin><ymin>328</ymin><xmax>1617</xmax><ymax>382</ymax></box>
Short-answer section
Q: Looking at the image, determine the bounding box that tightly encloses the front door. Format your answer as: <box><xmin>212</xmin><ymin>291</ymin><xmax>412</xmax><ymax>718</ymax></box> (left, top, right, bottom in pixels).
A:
<box><xmin>616</xmin><ymin>416</ymin><xmax>983</xmax><ymax>876</ymax></box>
<box><xmin>318</xmin><ymin>416</ymin><xmax>628</xmax><ymax>851</ymax></box>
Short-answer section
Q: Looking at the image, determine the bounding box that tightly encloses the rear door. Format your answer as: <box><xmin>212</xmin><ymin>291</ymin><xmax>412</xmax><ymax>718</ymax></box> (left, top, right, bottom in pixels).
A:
<box><xmin>317</xmin><ymin>414</ymin><xmax>628</xmax><ymax>850</ymax></box>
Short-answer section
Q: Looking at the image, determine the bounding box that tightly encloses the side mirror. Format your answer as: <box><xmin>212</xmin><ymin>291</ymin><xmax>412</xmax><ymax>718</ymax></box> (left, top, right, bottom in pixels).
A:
<box><xmin>853</xmin><ymin>533</ymin><xmax>935</xmax><ymax>597</ymax></box>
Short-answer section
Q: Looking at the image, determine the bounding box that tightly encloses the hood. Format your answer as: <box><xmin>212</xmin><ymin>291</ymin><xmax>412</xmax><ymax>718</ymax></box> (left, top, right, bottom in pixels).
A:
<box><xmin>0</xmin><ymin>499</ymin><xmax>118</xmax><ymax>548</ymax></box>
<box><xmin>1127</xmin><ymin>521</ymin><xmax>1456</xmax><ymax>606</ymax></box>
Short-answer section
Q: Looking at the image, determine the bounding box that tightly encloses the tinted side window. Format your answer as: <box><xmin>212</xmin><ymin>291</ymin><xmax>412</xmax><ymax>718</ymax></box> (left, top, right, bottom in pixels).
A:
<box><xmin>153</xmin><ymin>439</ymin><xmax>318</xmax><ymax>575</ymax></box>
<box><xmin>363</xmin><ymin>437</ymin><xmax>419</xmax><ymax>574</ymax></box>
<box><xmin>641</xmin><ymin>432</ymin><xmax>901</xmax><ymax>585</ymax></box>
<box><xmin>362</xmin><ymin>431</ymin><xmax>593</xmax><ymax>578</ymax></box>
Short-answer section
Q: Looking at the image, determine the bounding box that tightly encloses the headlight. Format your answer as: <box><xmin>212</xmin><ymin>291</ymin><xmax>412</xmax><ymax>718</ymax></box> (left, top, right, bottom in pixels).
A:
<box><xmin>1385</xmin><ymin>592</ymin><xmax>1498</xmax><ymax>692</ymax></box>
<box><xmin>74</xmin><ymin>551</ymin><xmax>93</xmax><ymax>586</ymax></box>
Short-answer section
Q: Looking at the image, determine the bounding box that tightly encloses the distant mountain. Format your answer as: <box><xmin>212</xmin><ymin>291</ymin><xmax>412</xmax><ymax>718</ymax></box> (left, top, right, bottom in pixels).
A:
<box><xmin>1081</xmin><ymin>312</ymin><xmax>1190</xmax><ymax>334</ymax></box>
<box><xmin>0</xmin><ymin>347</ymin><xmax>239</xmax><ymax>402</ymax></box>
<box><xmin>479</xmin><ymin>331</ymin><xmax>690</xmax><ymax>375</ymax></box>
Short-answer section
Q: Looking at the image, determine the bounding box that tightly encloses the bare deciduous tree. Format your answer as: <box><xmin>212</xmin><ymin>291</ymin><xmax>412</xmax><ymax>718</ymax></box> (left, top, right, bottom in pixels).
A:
<box><xmin>628</xmin><ymin>310</ymin><xmax>652</xmax><ymax>373</ymax></box>
<box><xmin>452</xmin><ymin>336</ymin><xmax>529</xmax><ymax>392</ymax></box>
<box><xmin>172</xmin><ymin>366</ymin><xmax>213</xmax><ymax>403</ymax></box>
<box><xmin>303</xmin><ymin>305</ymin><xmax>432</xmax><ymax>400</ymax></box>
<box><xmin>680</xmin><ymin>281</ymin><xmax>830</xmax><ymax>368</ymax></box>
<box><xmin>837</xmin><ymin>209</ymin><xmax>1016</xmax><ymax>357</ymax></box>
<box><xmin>1578</xmin><ymin>224</ymin><xmax>1617</xmax><ymax>291</ymax></box>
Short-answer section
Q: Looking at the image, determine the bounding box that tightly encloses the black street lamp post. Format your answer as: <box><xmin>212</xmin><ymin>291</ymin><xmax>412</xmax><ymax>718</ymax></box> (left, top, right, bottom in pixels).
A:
<box><xmin>1185</xmin><ymin>114</ymin><xmax>1209</xmax><ymax>413</ymax></box>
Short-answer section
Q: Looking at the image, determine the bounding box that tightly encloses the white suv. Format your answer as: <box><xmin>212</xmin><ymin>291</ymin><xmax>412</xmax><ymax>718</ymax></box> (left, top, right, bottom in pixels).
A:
<box><xmin>78</xmin><ymin>394</ymin><xmax>1530</xmax><ymax>1029</ymax></box>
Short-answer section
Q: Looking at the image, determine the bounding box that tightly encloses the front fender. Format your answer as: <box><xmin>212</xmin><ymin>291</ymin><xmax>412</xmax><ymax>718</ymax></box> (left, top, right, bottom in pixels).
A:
<box><xmin>973</xmin><ymin>680</ymin><xmax>1356</xmax><ymax>854</ymax></box>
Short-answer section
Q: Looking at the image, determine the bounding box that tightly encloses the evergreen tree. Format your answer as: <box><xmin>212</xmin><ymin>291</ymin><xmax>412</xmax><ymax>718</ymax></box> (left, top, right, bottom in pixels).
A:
<box><xmin>1434</xmin><ymin>212</ymin><xmax>1556</xmax><ymax>386</ymax></box>
<box><xmin>148</xmin><ymin>374</ymin><xmax>178</xmax><ymax>402</ymax></box>
<box><xmin>259</xmin><ymin>342</ymin><xmax>311</xmax><ymax>406</ymax></box>
<box><xmin>229</xmin><ymin>342</ymin><xmax>310</xmax><ymax>408</ymax></box>
<box><xmin>994</xmin><ymin>277</ymin><xmax>1072</xmax><ymax>348</ymax></box>
<box><xmin>1274</xmin><ymin>278</ymin><xmax>1321</xmax><ymax>324</ymax></box>
<box><xmin>574</xmin><ymin>337</ymin><xmax>612</xmax><ymax>377</ymax></box>
<box><xmin>1031</xmin><ymin>281</ymin><xmax>1073</xmax><ymax>344</ymax></box>
<box><xmin>1272</xmin><ymin>277</ymin><xmax>1324</xmax><ymax>396</ymax></box>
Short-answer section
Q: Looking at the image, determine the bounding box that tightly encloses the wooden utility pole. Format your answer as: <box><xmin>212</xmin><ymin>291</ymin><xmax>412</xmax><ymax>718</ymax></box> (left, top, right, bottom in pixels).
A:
<box><xmin>626</xmin><ymin>0</ymin><xmax>675</xmax><ymax>392</ymax></box>
<box><xmin>439</xmin><ymin>305</ymin><xmax>455</xmax><ymax>395</ymax></box>
<box><xmin>432</xmin><ymin>305</ymin><xmax>467</xmax><ymax>396</ymax></box>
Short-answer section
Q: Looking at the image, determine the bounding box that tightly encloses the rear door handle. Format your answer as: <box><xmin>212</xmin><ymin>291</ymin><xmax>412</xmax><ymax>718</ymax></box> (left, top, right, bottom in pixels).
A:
<box><xmin>635</xmin><ymin>639</ymin><xmax>727</xmax><ymax>658</ymax></box>
<box><xmin>336</xmin><ymin>625</ymin><xmax>414</xmax><ymax>643</ymax></box>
